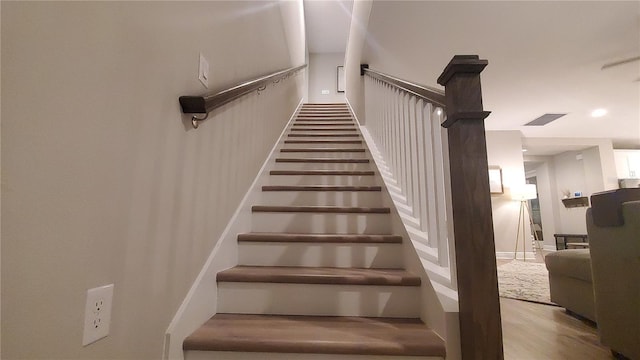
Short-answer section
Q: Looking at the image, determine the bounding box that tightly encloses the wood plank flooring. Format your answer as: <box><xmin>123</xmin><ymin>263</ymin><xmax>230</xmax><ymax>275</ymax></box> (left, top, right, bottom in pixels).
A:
<box><xmin>501</xmin><ymin>298</ymin><xmax>611</xmax><ymax>359</ymax></box>
<box><xmin>499</xmin><ymin>252</ymin><xmax>612</xmax><ymax>359</ymax></box>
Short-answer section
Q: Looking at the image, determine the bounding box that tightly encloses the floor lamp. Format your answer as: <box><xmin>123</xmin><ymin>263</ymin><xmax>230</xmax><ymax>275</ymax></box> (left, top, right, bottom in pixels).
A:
<box><xmin>512</xmin><ymin>184</ymin><xmax>541</xmax><ymax>261</ymax></box>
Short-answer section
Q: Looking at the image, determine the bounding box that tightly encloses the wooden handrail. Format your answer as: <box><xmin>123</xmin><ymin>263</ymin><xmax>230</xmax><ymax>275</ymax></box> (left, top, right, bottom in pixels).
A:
<box><xmin>360</xmin><ymin>65</ymin><xmax>446</xmax><ymax>107</ymax></box>
<box><xmin>179</xmin><ymin>64</ymin><xmax>307</xmax><ymax>128</ymax></box>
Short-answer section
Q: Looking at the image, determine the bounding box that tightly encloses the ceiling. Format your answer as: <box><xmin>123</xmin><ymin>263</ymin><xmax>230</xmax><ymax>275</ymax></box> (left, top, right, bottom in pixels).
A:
<box><xmin>303</xmin><ymin>1</ymin><xmax>640</xmax><ymax>157</ymax></box>
<box><xmin>303</xmin><ymin>0</ymin><xmax>353</xmax><ymax>53</ymax></box>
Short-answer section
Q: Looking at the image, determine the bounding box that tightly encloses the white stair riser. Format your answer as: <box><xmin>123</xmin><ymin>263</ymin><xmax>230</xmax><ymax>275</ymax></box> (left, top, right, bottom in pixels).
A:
<box><xmin>238</xmin><ymin>243</ymin><xmax>403</xmax><ymax>268</ymax></box>
<box><xmin>294</xmin><ymin>122</ymin><xmax>354</xmax><ymax>124</ymax></box>
<box><xmin>258</xmin><ymin>191</ymin><xmax>384</xmax><ymax>207</ymax></box>
<box><xmin>278</xmin><ymin>152</ymin><xmax>367</xmax><ymax>159</ymax></box>
<box><xmin>273</xmin><ymin>162</ymin><xmax>372</xmax><ymax>171</ymax></box>
<box><xmin>217</xmin><ymin>282</ymin><xmax>420</xmax><ymax>317</ymax></box>
<box><xmin>186</xmin><ymin>351</ymin><xmax>443</xmax><ymax>360</ymax></box>
<box><xmin>266</xmin><ymin>175</ymin><xmax>378</xmax><ymax>186</ymax></box>
<box><xmin>251</xmin><ymin>213</ymin><xmax>392</xmax><ymax>234</ymax></box>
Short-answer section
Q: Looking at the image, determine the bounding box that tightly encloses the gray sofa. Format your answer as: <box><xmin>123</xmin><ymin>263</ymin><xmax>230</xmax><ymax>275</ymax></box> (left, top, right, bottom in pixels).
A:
<box><xmin>545</xmin><ymin>188</ymin><xmax>639</xmax><ymax>359</ymax></box>
<box><xmin>545</xmin><ymin>248</ymin><xmax>595</xmax><ymax>321</ymax></box>
<box><xmin>587</xmin><ymin>189</ymin><xmax>639</xmax><ymax>360</ymax></box>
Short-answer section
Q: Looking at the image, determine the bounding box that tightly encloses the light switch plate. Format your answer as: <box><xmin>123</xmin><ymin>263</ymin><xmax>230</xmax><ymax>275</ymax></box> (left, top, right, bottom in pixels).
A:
<box><xmin>82</xmin><ymin>284</ymin><xmax>114</xmax><ymax>346</ymax></box>
<box><xmin>198</xmin><ymin>53</ymin><xmax>209</xmax><ymax>88</ymax></box>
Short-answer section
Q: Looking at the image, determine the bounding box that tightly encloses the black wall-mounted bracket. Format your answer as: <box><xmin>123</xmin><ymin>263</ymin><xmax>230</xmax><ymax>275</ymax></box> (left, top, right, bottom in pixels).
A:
<box><xmin>360</xmin><ymin>64</ymin><xmax>369</xmax><ymax>76</ymax></box>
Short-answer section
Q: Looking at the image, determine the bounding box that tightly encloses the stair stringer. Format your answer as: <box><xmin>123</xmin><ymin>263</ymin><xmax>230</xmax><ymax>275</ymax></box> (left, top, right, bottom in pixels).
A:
<box><xmin>346</xmin><ymin>99</ymin><xmax>461</xmax><ymax>360</ymax></box>
<box><xmin>163</xmin><ymin>99</ymin><xmax>303</xmax><ymax>360</ymax></box>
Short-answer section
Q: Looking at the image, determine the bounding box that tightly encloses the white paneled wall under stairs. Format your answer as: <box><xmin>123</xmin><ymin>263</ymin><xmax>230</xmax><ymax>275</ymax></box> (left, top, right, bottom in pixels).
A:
<box><xmin>182</xmin><ymin>104</ymin><xmax>446</xmax><ymax>360</ymax></box>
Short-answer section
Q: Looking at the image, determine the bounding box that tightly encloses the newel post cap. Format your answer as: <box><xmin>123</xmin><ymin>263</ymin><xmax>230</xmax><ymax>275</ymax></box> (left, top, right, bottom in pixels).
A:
<box><xmin>437</xmin><ymin>55</ymin><xmax>488</xmax><ymax>86</ymax></box>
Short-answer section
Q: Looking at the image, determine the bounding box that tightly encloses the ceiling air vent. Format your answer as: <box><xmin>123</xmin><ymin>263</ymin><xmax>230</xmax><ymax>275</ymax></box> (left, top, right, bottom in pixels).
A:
<box><xmin>524</xmin><ymin>113</ymin><xmax>567</xmax><ymax>126</ymax></box>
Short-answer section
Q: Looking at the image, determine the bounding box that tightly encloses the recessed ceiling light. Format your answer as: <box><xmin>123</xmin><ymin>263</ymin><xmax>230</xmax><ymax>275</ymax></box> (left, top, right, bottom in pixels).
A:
<box><xmin>591</xmin><ymin>108</ymin><xmax>607</xmax><ymax>117</ymax></box>
<box><xmin>522</xmin><ymin>149</ymin><xmax>528</xmax><ymax>152</ymax></box>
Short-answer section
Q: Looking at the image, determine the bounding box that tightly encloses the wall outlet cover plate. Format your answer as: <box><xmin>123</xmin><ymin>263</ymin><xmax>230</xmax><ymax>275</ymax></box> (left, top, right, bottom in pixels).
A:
<box><xmin>82</xmin><ymin>284</ymin><xmax>114</xmax><ymax>346</ymax></box>
<box><xmin>198</xmin><ymin>53</ymin><xmax>209</xmax><ymax>88</ymax></box>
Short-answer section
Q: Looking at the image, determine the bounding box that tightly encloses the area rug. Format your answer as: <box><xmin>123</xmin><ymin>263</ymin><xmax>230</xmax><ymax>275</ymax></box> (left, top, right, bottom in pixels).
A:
<box><xmin>497</xmin><ymin>260</ymin><xmax>558</xmax><ymax>306</ymax></box>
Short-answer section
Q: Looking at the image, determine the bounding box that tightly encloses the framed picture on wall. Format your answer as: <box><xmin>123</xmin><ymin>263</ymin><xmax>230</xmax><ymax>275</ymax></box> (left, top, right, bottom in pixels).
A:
<box><xmin>488</xmin><ymin>166</ymin><xmax>504</xmax><ymax>194</ymax></box>
<box><xmin>337</xmin><ymin>66</ymin><xmax>345</xmax><ymax>93</ymax></box>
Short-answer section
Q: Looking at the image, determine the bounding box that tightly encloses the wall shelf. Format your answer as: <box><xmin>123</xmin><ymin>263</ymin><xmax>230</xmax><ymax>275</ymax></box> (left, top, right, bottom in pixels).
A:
<box><xmin>562</xmin><ymin>197</ymin><xmax>589</xmax><ymax>208</ymax></box>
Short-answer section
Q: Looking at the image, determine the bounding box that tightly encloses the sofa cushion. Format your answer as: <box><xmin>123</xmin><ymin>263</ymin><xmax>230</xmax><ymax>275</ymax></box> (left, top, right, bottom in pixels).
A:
<box><xmin>545</xmin><ymin>249</ymin><xmax>592</xmax><ymax>282</ymax></box>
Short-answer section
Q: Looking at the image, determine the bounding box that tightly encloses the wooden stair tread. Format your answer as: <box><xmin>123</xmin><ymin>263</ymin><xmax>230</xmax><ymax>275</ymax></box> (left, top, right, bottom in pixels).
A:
<box><xmin>303</xmin><ymin>102</ymin><xmax>346</xmax><ymax>104</ymax></box>
<box><xmin>217</xmin><ymin>266</ymin><xmax>420</xmax><ymax>286</ymax></box>
<box><xmin>284</xmin><ymin>140</ymin><xmax>362</xmax><ymax>144</ymax></box>
<box><xmin>295</xmin><ymin>118</ymin><xmax>354</xmax><ymax>121</ymax></box>
<box><xmin>293</xmin><ymin>123</ymin><xmax>354</xmax><ymax>126</ymax></box>
<box><xmin>288</xmin><ymin>134</ymin><xmax>359</xmax><ymax>137</ymax></box>
<box><xmin>252</xmin><ymin>205</ymin><xmax>389</xmax><ymax>213</ymax></box>
<box><xmin>262</xmin><ymin>185</ymin><xmax>381</xmax><ymax>191</ymax></box>
<box><xmin>290</xmin><ymin>127</ymin><xmax>357</xmax><ymax>131</ymax></box>
<box><xmin>280</xmin><ymin>148</ymin><xmax>365</xmax><ymax>153</ymax></box>
<box><xmin>184</xmin><ymin>314</ymin><xmax>444</xmax><ymax>356</ymax></box>
<box><xmin>269</xmin><ymin>170</ymin><xmax>374</xmax><ymax>175</ymax></box>
<box><xmin>298</xmin><ymin>113</ymin><xmax>351</xmax><ymax>116</ymax></box>
<box><xmin>298</xmin><ymin>109</ymin><xmax>350</xmax><ymax>111</ymax></box>
<box><xmin>275</xmin><ymin>158</ymin><xmax>369</xmax><ymax>163</ymax></box>
<box><xmin>296</xmin><ymin>116</ymin><xmax>352</xmax><ymax>119</ymax></box>
<box><xmin>238</xmin><ymin>233</ymin><xmax>402</xmax><ymax>244</ymax></box>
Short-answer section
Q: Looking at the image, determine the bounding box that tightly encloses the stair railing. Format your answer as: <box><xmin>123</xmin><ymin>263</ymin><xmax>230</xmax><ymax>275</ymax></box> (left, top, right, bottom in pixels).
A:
<box><xmin>361</xmin><ymin>55</ymin><xmax>503</xmax><ymax>359</ymax></box>
<box><xmin>179</xmin><ymin>64</ymin><xmax>306</xmax><ymax>129</ymax></box>
<box><xmin>361</xmin><ymin>64</ymin><xmax>453</xmax><ymax>283</ymax></box>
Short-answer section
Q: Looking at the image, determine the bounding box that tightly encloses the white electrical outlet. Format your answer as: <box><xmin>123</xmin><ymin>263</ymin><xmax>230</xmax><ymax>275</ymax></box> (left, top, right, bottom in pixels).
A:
<box><xmin>198</xmin><ymin>53</ymin><xmax>209</xmax><ymax>88</ymax></box>
<box><xmin>321</xmin><ymin>90</ymin><xmax>330</xmax><ymax>95</ymax></box>
<box><xmin>82</xmin><ymin>284</ymin><xmax>114</xmax><ymax>346</ymax></box>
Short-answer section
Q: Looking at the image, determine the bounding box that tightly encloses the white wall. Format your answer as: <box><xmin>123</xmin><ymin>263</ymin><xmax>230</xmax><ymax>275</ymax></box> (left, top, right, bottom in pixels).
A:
<box><xmin>525</xmin><ymin>144</ymin><xmax>618</xmax><ymax>245</ymax></box>
<box><xmin>344</xmin><ymin>0</ymin><xmax>372</xmax><ymax>121</ymax></box>
<box><xmin>614</xmin><ymin>149</ymin><xmax>640</xmax><ymax>179</ymax></box>
<box><xmin>528</xmin><ymin>161</ymin><xmax>560</xmax><ymax>250</ymax></box>
<box><xmin>308</xmin><ymin>52</ymin><xmax>346</xmax><ymax>103</ymax></box>
<box><xmin>485</xmin><ymin>131</ymin><xmax>532</xmax><ymax>257</ymax></box>
<box><xmin>1</xmin><ymin>2</ymin><xmax>304</xmax><ymax>359</ymax></box>
<box><xmin>279</xmin><ymin>0</ymin><xmax>306</xmax><ymax>67</ymax></box>
<box><xmin>551</xmin><ymin>151</ymin><xmax>589</xmax><ymax>233</ymax></box>
<box><xmin>548</xmin><ymin>148</ymin><xmax>613</xmax><ymax>234</ymax></box>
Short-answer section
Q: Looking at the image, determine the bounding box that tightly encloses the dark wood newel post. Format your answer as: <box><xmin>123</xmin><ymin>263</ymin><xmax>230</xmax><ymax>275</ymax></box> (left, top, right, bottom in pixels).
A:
<box><xmin>437</xmin><ymin>55</ymin><xmax>504</xmax><ymax>359</ymax></box>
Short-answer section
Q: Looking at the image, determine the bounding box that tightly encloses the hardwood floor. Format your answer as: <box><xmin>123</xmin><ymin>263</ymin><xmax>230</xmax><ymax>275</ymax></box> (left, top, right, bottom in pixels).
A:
<box><xmin>499</xmin><ymin>251</ymin><xmax>612</xmax><ymax>359</ymax></box>
<box><xmin>501</xmin><ymin>298</ymin><xmax>612</xmax><ymax>359</ymax></box>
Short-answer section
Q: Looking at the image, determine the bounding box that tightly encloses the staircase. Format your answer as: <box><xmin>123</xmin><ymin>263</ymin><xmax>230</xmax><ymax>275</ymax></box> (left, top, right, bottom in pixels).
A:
<box><xmin>182</xmin><ymin>103</ymin><xmax>446</xmax><ymax>360</ymax></box>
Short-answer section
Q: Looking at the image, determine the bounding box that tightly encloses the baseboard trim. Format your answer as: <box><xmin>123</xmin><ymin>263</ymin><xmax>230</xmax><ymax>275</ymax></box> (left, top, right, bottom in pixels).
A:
<box><xmin>496</xmin><ymin>251</ymin><xmax>537</xmax><ymax>260</ymax></box>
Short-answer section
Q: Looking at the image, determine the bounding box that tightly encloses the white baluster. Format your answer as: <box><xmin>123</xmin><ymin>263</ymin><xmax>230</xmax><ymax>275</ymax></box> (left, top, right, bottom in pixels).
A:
<box><xmin>415</xmin><ymin>99</ymin><xmax>428</xmax><ymax>233</ymax></box>
<box><xmin>392</xmin><ymin>89</ymin><xmax>401</xmax><ymax>182</ymax></box>
<box><xmin>395</xmin><ymin>92</ymin><xmax>403</xmax><ymax>192</ymax></box>
<box><xmin>384</xmin><ymin>84</ymin><xmax>392</xmax><ymax>164</ymax></box>
<box><xmin>401</xmin><ymin>93</ymin><xmax>411</xmax><ymax>210</ymax></box>
<box><xmin>408</xmin><ymin>96</ymin><xmax>419</xmax><ymax>220</ymax></box>
<box><xmin>432</xmin><ymin>107</ymin><xmax>449</xmax><ymax>267</ymax></box>
<box><xmin>422</xmin><ymin>103</ymin><xmax>438</xmax><ymax>248</ymax></box>
<box><xmin>437</xmin><ymin>109</ymin><xmax>454</xmax><ymax>271</ymax></box>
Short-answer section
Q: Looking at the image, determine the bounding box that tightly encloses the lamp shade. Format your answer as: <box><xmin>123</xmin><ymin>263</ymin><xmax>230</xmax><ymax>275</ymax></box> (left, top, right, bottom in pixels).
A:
<box><xmin>511</xmin><ymin>184</ymin><xmax>537</xmax><ymax>201</ymax></box>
